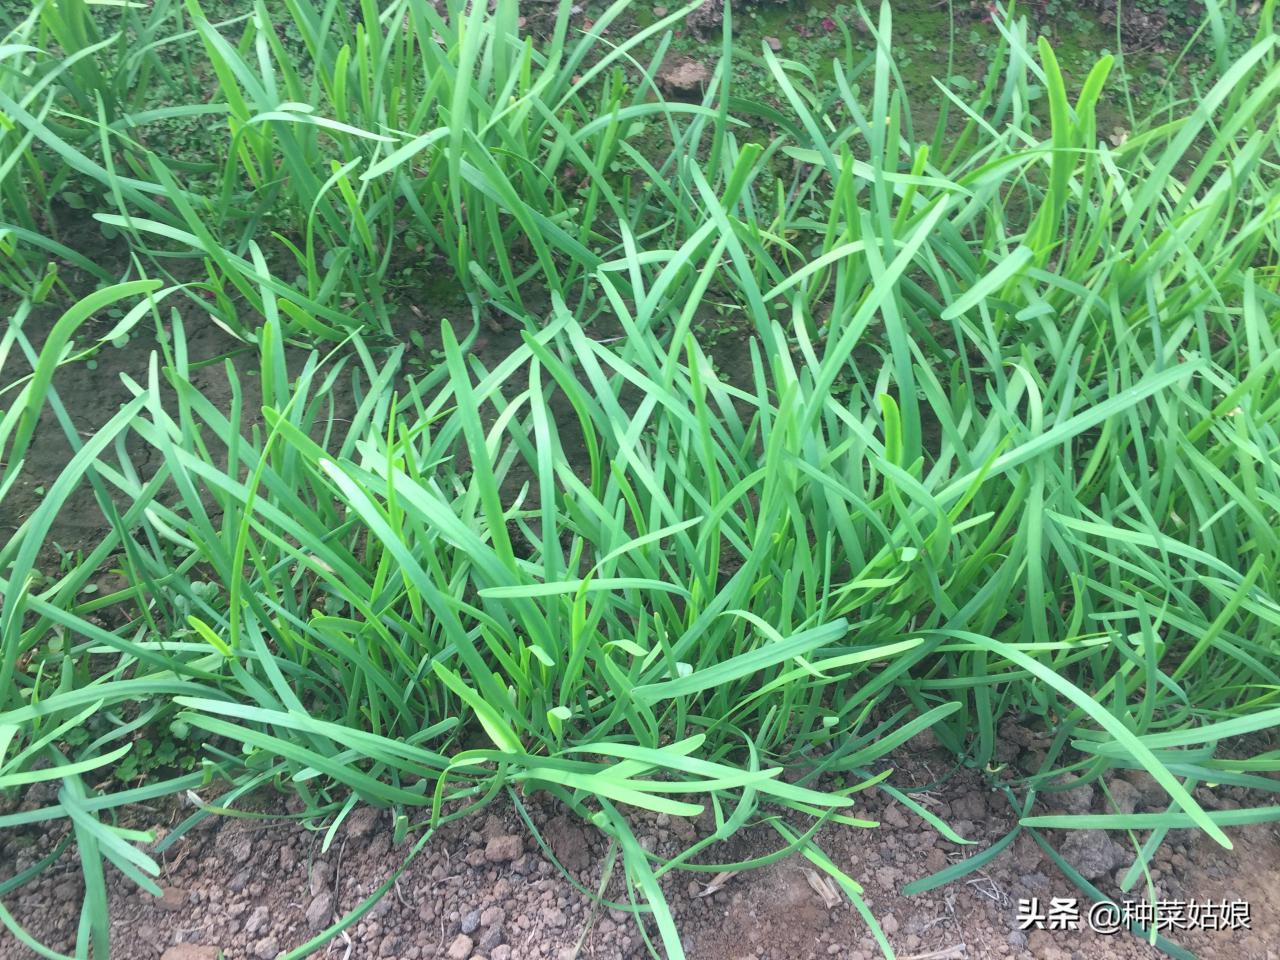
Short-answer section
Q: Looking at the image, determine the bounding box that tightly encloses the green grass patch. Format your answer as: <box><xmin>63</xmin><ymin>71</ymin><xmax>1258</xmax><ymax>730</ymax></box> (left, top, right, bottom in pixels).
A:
<box><xmin>3</xmin><ymin>1</ymin><xmax>1280</xmax><ymax>957</ymax></box>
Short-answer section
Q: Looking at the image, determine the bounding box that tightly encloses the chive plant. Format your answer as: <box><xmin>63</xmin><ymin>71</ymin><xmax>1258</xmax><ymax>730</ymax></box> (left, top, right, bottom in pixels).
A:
<box><xmin>4</xmin><ymin>0</ymin><xmax>725</xmax><ymax>335</ymax></box>
<box><xmin>2</xmin><ymin>2</ymin><xmax>1279</xmax><ymax>958</ymax></box>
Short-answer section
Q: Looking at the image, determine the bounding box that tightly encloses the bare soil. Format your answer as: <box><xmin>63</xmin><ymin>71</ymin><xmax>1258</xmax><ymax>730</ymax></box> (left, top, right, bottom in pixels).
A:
<box><xmin>3</xmin><ymin>733</ymin><xmax>1278</xmax><ymax>960</ymax></box>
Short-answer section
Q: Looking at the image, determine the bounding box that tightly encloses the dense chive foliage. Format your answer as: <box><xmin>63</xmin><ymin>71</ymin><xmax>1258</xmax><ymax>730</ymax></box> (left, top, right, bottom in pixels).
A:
<box><xmin>3</xmin><ymin>1</ymin><xmax>1280</xmax><ymax>958</ymax></box>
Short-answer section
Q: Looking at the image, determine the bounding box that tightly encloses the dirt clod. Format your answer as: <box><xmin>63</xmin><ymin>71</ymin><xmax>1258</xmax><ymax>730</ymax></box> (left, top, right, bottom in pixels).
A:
<box><xmin>483</xmin><ymin>834</ymin><xmax>521</xmax><ymax>863</ymax></box>
<box><xmin>477</xmin><ymin>922</ymin><xmax>505</xmax><ymax>952</ymax></box>
<box><xmin>656</xmin><ymin>55</ymin><xmax>712</xmax><ymax>98</ymax></box>
<box><xmin>155</xmin><ymin>887</ymin><xmax>186</xmax><ymax>913</ymax></box>
<box><xmin>685</xmin><ymin>0</ymin><xmax>723</xmax><ymax>39</ymax></box>
<box><xmin>244</xmin><ymin>904</ymin><xmax>270</xmax><ymax>936</ymax></box>
<box><xmin>1119</xmin><ymin>768</ymin><xmax>1168</xmax><ymax>811</ymax></box>
<box><xmin>1049</xmin><ymin>775</ymin><xmax>1095</xmax><ymax>814</ymax></box>
<box><xmin>1060</xmin><ymin>829</ymin><xmax>1127</xmax><ymax>881</ymax></box>
<box><xmin>228</xmin><ymin>836</ymin><xmax>253</xmax><ymax>865</ymax></box>
<box><xmin>881</xmin><ymin>803</ymin><xmax>908</xmax><ymax>828</ymax></box>
<box><xmin>544</xmin><ymin>815</ymin><xmax>591</xmax><ymax>872</ymax></box>
<box><xmin>1105</xmin><ymin>777</ymin><xmax>1141</xmax><ymax>814</ymax></box>
<box><xmin>346</xmin><ymin>806</ymin><xmax>380</xmax><ymax>839</ymax></box>
<box><xmin>159</xmin><ymin>948</ymin><xmax>221</xmax><ymax>960</ymax></box>
<box><xmin>304</xmin><ymin>891</ymin><xmax>334</xmax><ymax>930</ymax></box>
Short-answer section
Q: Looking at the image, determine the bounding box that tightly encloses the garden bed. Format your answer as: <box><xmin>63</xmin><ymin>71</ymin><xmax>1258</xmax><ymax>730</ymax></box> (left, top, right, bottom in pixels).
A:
<box><xmin>3</xmin><ymin>1</ymin><xmax>1279</xmax><ymax>959</ymax></box>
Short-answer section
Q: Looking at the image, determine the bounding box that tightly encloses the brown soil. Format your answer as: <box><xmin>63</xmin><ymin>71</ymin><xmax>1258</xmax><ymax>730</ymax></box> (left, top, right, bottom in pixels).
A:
<box><xmin>3</xmin><ymin>735</ymin><xmax>1277</xmax><ymax>960</ymax></box>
